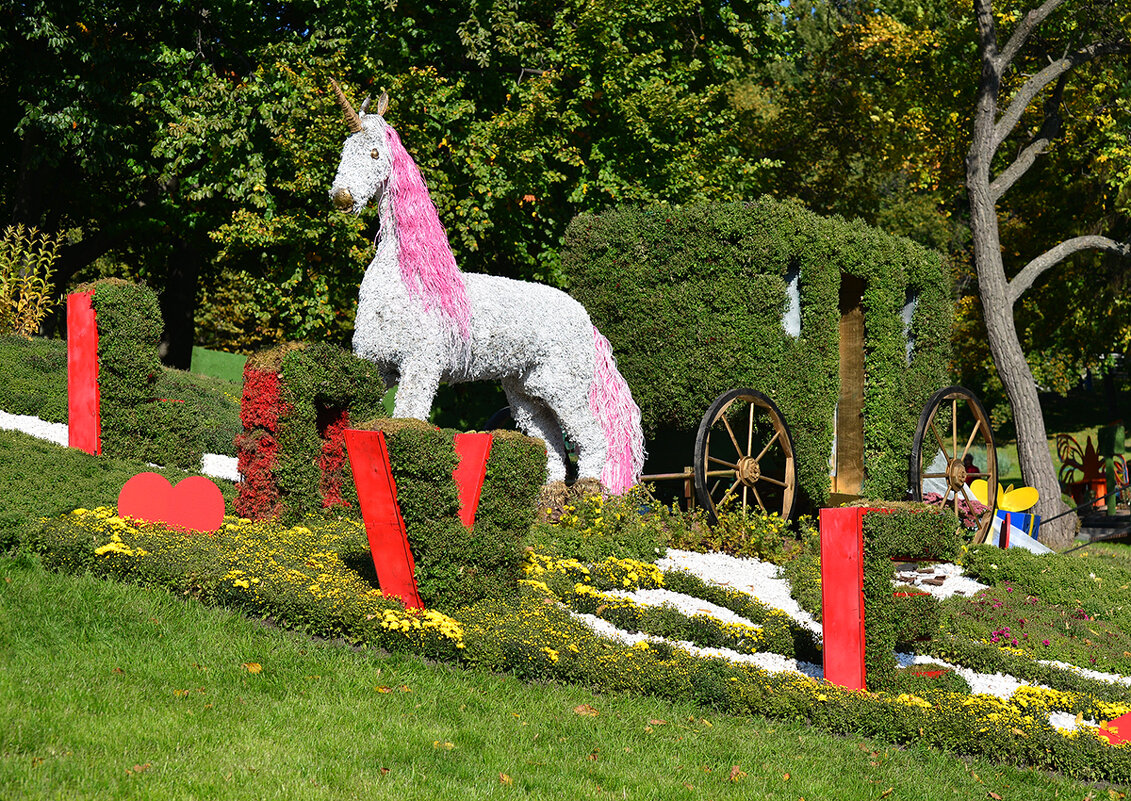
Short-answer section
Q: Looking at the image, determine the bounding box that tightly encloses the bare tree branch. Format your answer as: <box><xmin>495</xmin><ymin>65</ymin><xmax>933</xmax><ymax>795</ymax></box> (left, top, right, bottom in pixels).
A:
<box><xmin>996</xmin><ymin>0</ymin><xmax>1066</xmax><ymax>70</ymax></box>
<box><xmin>989</xmin><ymin>73</ymin><xmax>1066</xmax><ymax>202</ymax></box>
<box><xmin>993</xmin><ymin>39</ymin><xmax>1131</xmax><ymax>151</ymax></box>
<box><xmin>1008</xmin><ymin>235</ymin><xmax>1131</xmax><ymax>304</ymax></box>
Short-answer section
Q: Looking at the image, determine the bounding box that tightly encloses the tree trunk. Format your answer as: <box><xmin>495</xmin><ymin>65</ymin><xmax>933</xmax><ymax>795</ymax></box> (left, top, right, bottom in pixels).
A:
<box><xmin>159</xmin><ymin>239</ymin><xmax>200</xmax><ymax>370</ymax></box>
<box><xmin>966</xmin><ymin>11</ymin><xmax>1075</xmax><ymax>548</ymax></box>
<box><xmin>980</xmin><ymin>282</ymin><xmax>1075</xmax><ymax>548</ymax></box>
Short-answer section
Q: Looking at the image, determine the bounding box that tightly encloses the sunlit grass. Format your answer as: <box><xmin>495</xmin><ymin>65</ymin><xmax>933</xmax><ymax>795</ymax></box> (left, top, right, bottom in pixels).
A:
<box><xmin>0</xmin><ymin>554</ymin><xmax>1117</xmax><ymax>800</ymax></box>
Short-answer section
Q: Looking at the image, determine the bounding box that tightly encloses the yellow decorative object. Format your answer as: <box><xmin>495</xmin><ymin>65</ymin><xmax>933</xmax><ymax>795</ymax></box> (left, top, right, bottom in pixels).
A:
<box><xmin>969</xmin><ymin>479</ymin><xmax>1039</xmax><ymax>512</ymax></box>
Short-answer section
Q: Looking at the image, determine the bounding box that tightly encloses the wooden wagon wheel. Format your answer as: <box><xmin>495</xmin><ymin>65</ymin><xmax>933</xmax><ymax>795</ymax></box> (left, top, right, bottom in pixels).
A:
<box><xmin>693</xmin><ymin>388</ymin><xmax>797</xmax><ymax>526</ymax></box>
<box><xmin>909</xmin><ymin>385</ymin><xmax>998</xmax><ymax>543</ymax></box>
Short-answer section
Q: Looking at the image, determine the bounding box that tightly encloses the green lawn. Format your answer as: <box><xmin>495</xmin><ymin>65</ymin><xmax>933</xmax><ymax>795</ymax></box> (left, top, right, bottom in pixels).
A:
<box><xmin>0</xmin><ymin>552</ymin><xmax>1115</xmax><ymax>801</ymax></box>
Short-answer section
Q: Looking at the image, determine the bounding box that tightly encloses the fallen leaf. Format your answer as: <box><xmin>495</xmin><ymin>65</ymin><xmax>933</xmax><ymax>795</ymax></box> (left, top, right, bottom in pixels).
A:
<box><xmin>728</xmin><ymin>765</ymin><xmax>747</xmax><ymax>782</ymax></box>
<box><xmin>433</xmin><ymin>741</ymin><xmax>454</xmax><ymax>750</ymax></box>
<box><xmin>379</xmin><ymin>767</ymin><xmax>390</xmax><ymax>775</ymax></box>
<box><xmin>400</xmin><ymin>685</ymin><xmax>412</xmax><ymax>692</ymax></box>
<box><xmin>242</xmin><ymin>662</ymin><xmax>262</xmax><ymax>674</ymax></box>
<box><xmin>499</xmin><ymin>772</ymin><xmax>514</xmax><ymax>785</ymax></box>
<box><xmin>782</xmin><ymin>773</ymin><xmax>791</xmax><ymax>781</ymax></box>
<box><xmin>988</xmin><ymin>792</ymin><xmax>1003</xmax><ymax>800</ymax></box>
<box><xmin>375</xmin><ymin>686</ymin><xmax>392</xmax><ymax>693</ymax></box>
<box><xmin>881</xmin><ymin>789</ymin><xmax>893</xmax><ymax>798</ymax></box>
<box><xmin>125</xmin><ymin>763</ymin><xmax>152</xmax><ymax>775</ymax></box>
<box><xmin>701</xmin><ymin>718</ymin><xmax>712</xmax><ymax>727</ymax></box>
<box><xmin>573</xmin><ymin>704</ymin><xmax>599</xmax><ymax>717</ymax></box>
<box><xmin>649</xmin><ymin>719</ymin><xmax>667</xmax><ymax>726</ymax></box>
<box><xmin>682</xmin><ymin>783</ymin><xmax>694</xmax><ymax>790</ymax></box>
<box><xmin>588</xmin><ymin>750</ymin><xmax>599</xmax><ymax>761</ymax></box>
<box><xmin>113</xmin><ymin>667</ymin><xmax>124</xmax><ymax>674</ymax></box>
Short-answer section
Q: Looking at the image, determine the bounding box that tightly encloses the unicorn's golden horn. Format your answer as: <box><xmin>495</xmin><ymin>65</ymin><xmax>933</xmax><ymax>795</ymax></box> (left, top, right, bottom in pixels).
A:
<box><xmin>330</xmin><ymin>78</ymin><xmax>363</xmax><ymax>134</ymax></box>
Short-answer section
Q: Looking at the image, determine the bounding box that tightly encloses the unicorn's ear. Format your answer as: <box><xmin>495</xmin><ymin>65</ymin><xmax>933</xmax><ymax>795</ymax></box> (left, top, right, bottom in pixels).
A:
<box><xmin>359</xmin><ymin>96</ymin><xmax>371</xmax><ymax>115</ymax></box>
<box><xmin>376</xmin><ymin>92</ymin><xmax>389</xmax><ymax>116</ymax></box>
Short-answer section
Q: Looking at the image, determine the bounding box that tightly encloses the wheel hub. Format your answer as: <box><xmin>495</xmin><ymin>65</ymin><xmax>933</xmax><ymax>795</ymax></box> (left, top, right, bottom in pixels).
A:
<box><xmin>945</xmin><ymin>458</ymin><xmax>968</xmax><ymax>490</ymax></box>
<box><xmin>737</xmin><ymin>456</ymin><xmax>761</xmax><ymax>486</ymax></box>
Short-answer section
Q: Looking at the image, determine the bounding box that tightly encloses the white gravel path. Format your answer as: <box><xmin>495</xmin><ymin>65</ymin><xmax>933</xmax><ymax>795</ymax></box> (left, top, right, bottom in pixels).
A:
<box><xmin>1</xmin><ymin>410</ymin><xmax>239</xmax><ymax>481</ymax></box>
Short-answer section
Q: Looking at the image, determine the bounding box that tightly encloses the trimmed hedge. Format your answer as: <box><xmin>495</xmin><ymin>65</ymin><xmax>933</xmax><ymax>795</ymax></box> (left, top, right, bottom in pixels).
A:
<box><xmin>353</xmin><ymin>418</ymin><xmax>546</xmax><ymax>610</ymax></box>
<box><xmin>234</xmin><ymin>342</ymin><xmax>388</xmax><ymax>522</ymax></box>
<box><xmin>0</xmin><ymin>335</ymin><xmax>68</xmax><ymax>422</ymax></box>
<box><xmin>25</xmin><ymin>507</ymin><xmax>1131</xmax><ymax>784</ymax></box>
<box><xmin>861</xmin><ymin>505</ymin><xmax>961</xmax><ymax>688</ymax></box>
<box><xmin>562</xmin><ymin>200</ymin><xmax>953</xmax><ymax>510</ymax></box>
<box><xmin>78</xmin><ymin>279</ymin><xmax>204</xmax><ymax>469</ymax></box>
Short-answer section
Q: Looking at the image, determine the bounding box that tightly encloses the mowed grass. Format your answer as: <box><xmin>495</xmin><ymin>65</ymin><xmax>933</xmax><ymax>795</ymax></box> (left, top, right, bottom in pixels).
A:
<box><xmin>0</xmin><ymin>554</ymin><xmax>1118</xmax><ymax>801</ymax></box>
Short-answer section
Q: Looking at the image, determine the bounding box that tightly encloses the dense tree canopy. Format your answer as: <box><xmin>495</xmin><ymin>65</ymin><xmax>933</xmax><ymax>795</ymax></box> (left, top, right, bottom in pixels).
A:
<box><xmin>1</xmin><ymin>0</ymin><xmax>787</xmax><ymax>360</ymax></box>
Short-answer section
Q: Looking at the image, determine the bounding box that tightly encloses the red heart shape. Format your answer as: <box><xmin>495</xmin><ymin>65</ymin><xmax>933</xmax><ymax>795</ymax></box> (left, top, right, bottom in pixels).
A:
<box><xmin>117</xmin><ymin>472</ymin><xmax>225</xmax><ymax>533</ymax></box>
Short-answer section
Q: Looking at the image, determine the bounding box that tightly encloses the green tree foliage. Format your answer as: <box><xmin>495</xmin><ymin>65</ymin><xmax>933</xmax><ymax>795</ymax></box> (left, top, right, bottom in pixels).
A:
<box><xmin>1</xmin><ymin>1</ymin><xmax>786</xmax><ymax>357</ymax></box>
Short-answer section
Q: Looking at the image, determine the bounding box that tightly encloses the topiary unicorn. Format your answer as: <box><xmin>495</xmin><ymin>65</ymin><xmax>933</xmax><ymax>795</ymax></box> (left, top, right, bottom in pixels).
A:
<box><xmin>327</xmin><ymin>81</ymin><xmax>644</xmax><ymax>493</ymax></box>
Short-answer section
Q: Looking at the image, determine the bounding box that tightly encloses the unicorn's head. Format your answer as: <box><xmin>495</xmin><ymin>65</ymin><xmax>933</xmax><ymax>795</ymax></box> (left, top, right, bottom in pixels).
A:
<box><xmin>329</xmin><ymin>80</ymin><xmax>391</xmax><ymax>215</ymax></box>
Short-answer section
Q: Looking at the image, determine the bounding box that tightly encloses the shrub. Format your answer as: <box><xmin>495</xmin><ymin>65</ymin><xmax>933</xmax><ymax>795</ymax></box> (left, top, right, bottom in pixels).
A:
<box><xmin>234</xmin><ymin>342</ymin><xmax>388</xmax><ymax>522</ymax></box>
<box><xmin>27</xmin><ymin>507</ymin><xmax>465</xmax><ymax>661</ymax></box>
<box><xmin>0</xmin><ymin>224</ymin><xmax>60</xmax><ymax>337</ymax></box>
<box><xmin>0</xmin><ymin>335</ymin><xmax>68</xmax><ymax>422</ymax></box>
<box><xmin>25</xmin><ymin>501</ymin><xmax>1131</xmax><ymax>784</ymax></box>
<box><xmin>961</xmin><ymin>544</ymin><xmax>1131</xmax><ymax>626</ymax></box>
<box><xmin>526</xmin><ymin>484</ymin><xmax>677</xmax><ymax>562</ymax></box>
<box><xmin>668</xmin><ymin>501</ymin><xmax>792</xmax><ymax>564</ymax></box>
<box><xmin>859</xmin><ymin>504</ymin><xmax>960</xmax><ymax>689</ymax></box>
<box><xmin>562</xmin><ymin>200</ymin><xmax>953</xmax><ymax>511</ymax></box>
<box><xmin>75</xmin><ymin>279</ymin><xmax>206</xmax><ymax>469</ymax></box>
<box><xmin>353</xmin><ymin>418</ymin><xmax>546</xmax><ymax>610</ymax></box>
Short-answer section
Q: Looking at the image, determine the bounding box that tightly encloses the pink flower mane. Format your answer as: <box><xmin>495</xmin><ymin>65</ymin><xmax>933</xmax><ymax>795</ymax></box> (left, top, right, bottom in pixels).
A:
<box><xmin>386</xmin><ymin>124</ymin><xmax>471</xmax><ymax>339</ymax></box>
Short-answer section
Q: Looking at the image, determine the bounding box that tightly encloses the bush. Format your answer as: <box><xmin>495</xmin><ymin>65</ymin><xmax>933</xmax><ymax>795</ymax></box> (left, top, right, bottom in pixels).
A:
<box><xmin>961</xmin><ymin>544</ymin><xmax>1131</xmax><ymax>626</ymax></box>
<box><xmin>25</xmin><ymin>498</ymin><xmax>1131</xmax><ymax>784</ymax></box>
<box><xmin>0</xmin><ymin>224</ymin><xmax>60</xmax><ymax>337</ymax></box>
<box><xmin>562</xmin><ymin>200</ymin><xmax>953</xmax><ymax>511</ymax></box>
<box><xmin>0</xmin><ymin>335</ymin><xmax>68</xmax><ymax>422</ymax></box>
<box><xmin>860</xmin><ymin>504</ymin><xmax>960</xmax><ymax>688</ymax></box>
<box><xmin>669</xmin><ymin>501</ymin><xmax>792</xmax><ymax>564</ymax></box>
<box><xmin>355</xmin><ymin>418</ymin><xmax>546</xmax><ymax>610</ymax></box>
<box><xmin>526</xmin><ymin>485</ymin><xmax>677</xmax><ymax>562</ymax></box>
<box><xmin>76</xmin><ymin>279</ymin><xmax>205</xmax><ymax>469</ymax></box>
<box><xmin>235</xmin><ymin>342</ymin><xmax>388</xmax><ymax>522</ymax></box>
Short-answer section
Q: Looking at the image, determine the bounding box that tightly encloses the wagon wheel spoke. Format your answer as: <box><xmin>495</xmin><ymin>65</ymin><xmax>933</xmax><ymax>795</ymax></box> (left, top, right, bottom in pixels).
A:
<box><xmin>961</xmin><ymin>422</ymin><xmax>981</xmax><ymax>461</ymax></box>
<box><xmin>951</xmin><ymin>399</ymin><xmax>959</xmax><ymax>457</ymax></box>
<box><xmin>708</xmin><ymin>456</ymin><xmax>739</xmax><ymax>469</ymax></box>
<box><xmin>930</xmin><ymin>421</ymin><xmax>950</xmax><ymax>458</ymax></box>
<box><xmin>750</xmin><ymin>482</ymin><xmax>766</xmax><ymax>512</ymax></box>
<box><xmin>754</xmin><ymin>429</ymin><xmax>781</xmax><ymax>463</ymax></box>
<box><xmin>720</xmin><ymin>414</ymin><xmax>744</xmax><ymax>456</ymax></box>
<box><xmin>705</xmin><ymin>469</ymin><xmax>738</xmax><ymax>478</ymax></box>
<box><xmin>760</xmin><ymin>475</ymin><xmax>788</xmax><ymax>489</ymax></box>
<box><xmin>922</xmin><ymin>472</ymin><xmax>948</xmax><ymax>479</ymax></box>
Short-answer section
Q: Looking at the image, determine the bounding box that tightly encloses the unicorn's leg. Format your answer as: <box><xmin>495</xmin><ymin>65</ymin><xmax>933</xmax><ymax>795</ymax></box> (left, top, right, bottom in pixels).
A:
<box><xmin>521</xmin><ymin>367</ymin><xmax>607</xmax><ymax>484</ymax></box>
<box><xmin>503</xmin><ymin>378</ymin><xmax>569</xmax><ymax>483</ymax></box>
<box><xmin>392</xmin><ymin>359</ymin><xmax>442</xmax><ymax>420</ymax></box>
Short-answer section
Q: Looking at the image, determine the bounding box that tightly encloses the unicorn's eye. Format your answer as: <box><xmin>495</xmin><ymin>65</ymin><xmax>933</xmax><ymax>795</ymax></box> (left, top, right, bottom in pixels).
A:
<box><xmin>371</xmin><ymin>149</ymin><xmax>381</xmax><ymax>159</ymax></box>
